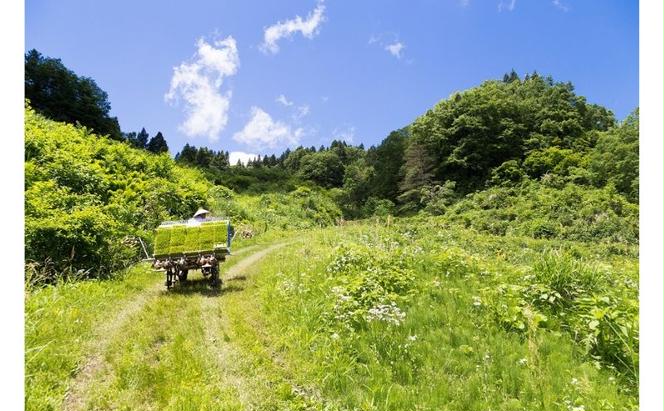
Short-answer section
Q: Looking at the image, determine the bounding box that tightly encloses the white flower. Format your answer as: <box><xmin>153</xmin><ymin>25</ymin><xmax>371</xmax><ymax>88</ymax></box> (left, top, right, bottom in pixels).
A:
<box><xmin>571</xmin><ymin>406</ymin><xmax>585</xmax><ymax>411</ymax></box>
<box><xmin>408</xmin><ymin>335</ymin><xmax>417</xmax><ymax>341</ymax></box>
<box><xmin>365</xmin><ymin>302</ymin><xmax>406</xmax><ymax>325</ymax></box>
<box><xmin>570</xmin><ymin>378</ymin><xmax>579</xmax><ymax>385</ymax></box>
<box><xmin>331</xmin><ymin>332</ymin><xmax>340</xmax><ymax>340</ymax></box>
<box><xmin>517</xmin><ymin>358</ymin><xmax>528</xmax><ymax>366</ymax></box>
<box><xmin>472</xmin><ymin>296</ymin><xmax>482</xmax><ymax>307</ymax></box>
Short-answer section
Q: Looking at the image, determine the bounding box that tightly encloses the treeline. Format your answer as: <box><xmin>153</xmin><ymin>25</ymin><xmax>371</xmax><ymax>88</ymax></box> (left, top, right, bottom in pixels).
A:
<box><xmin>176</xmin><ymin>72</ymin><xmax>638</xmax><ymax>221</ymax></box>
<box><xmin>25</xmin><ymin>49</ymin><xmax>169</xmax><ymax>154</ymax></box>
<box><xmin>24</xmin><ymin>46</ymin><xmax>638</xmax><ymax>277</ymax></box>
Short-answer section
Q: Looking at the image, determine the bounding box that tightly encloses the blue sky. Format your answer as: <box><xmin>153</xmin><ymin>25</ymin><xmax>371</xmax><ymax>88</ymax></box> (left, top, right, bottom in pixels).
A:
<box><xmin>25</xmin><ymin>0</ymin><xmax>638</xmax><ymax>161</ymax></box>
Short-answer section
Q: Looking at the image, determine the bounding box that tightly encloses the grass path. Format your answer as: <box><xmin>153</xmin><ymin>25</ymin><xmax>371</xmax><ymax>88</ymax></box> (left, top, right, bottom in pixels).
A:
<box><xmin>200</xmin><ymin>243</ymin><xmax>289</xmax><ymax>409</ymax></box>
<box><xmin>62</xmin><ymin>280</ymin><xmax>165</xmax><ymax>411</ymax></box>
<box><xmin>60</xmin><ymin>243</ymin><xmax>297</xmax><ymax>411</ymax></box>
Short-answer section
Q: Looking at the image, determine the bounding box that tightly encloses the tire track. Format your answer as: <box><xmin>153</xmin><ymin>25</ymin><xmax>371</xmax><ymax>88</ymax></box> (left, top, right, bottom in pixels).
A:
<box><xmin>200</xmin><ymin>243</ymin><xmax>288</xmax><ymax>409</ymax></box>
<box><xmin>62</xmin><ymin>277</ymin><xmax>164</xmax><ymax>411</ymax></box>
<box><xmin>62</xmin><ymin>244</ymin><xmax>286</xmax><ymax>411</ymax></box>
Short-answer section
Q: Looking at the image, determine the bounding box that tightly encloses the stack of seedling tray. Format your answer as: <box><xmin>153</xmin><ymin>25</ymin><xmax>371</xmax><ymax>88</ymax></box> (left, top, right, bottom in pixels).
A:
<box><xmin>153</xmin><ymin>220</ymin><xmax>230</xmax><ymax>257</ymax></box>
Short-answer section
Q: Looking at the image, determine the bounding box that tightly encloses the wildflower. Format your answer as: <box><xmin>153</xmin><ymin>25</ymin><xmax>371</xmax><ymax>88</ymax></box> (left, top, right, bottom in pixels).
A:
<box><xmin>571</xmin><ymin>406</ymin><xmax>585</xmax><ymax>411</ymax></box>
<box><xmin>472</xmin><ymin>296</ymin><xmax>482</xmax><ymax>307</ymax></box>
<box><xmin>432</xmin><ymin>279</ymin><xmax>441</xmax><ymax>287</ymax></box>
<box><xmin>408</xmin><ymin>335</ymin><xmax>417</xmax><ymax>341</ymax></box>
<box><xmin>331</xmin><ymin>332</ymin><xmax>340</xmax><ymax>340</ymax></box>
<box><xmin>570</xmin><ymin>378</ymin><xmax>579</xmax><ymax>385</ymax></box>
<box><xmin>517</xmin><ymin>358</ymin><xmax>528</xmax><ymax>366</ymax></box>
<box><xmin>366</xmin><ymin>302</ymin><xmax>406</xmax><ymax>325</ymax></box>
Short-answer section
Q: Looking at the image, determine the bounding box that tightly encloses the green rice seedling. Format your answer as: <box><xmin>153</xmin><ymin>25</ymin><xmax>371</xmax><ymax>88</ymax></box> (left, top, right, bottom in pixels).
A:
<box><xmin>198</xmin><ymin>225</ymin><xmax>216</xmax><ymax>250</ymax></box>
<box><xmin>213</xmin><ymin>223</ymin><xmax>228</xmax><ymax>247</ymax></box>
<box><xmin>183</xmin><ymin>226</ymin><xmax>202</xmax><ymax>251</ymax></box>
<box><xmin>169</xmin><ymin>226</ymin><xmax>187</xmax><ymax>254</ymax></box>
<box><xmin>153</xmin><ymin>227</ymin><xmax>172</xmax><ymax>256</ymax></box>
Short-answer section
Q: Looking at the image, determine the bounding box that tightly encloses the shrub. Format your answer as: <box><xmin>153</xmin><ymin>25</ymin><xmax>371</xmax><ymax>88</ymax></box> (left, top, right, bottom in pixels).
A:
<box><xmin>24</xmin><ymin>105</ymin><xmax>211</xmax><ymax>281</ymax></box>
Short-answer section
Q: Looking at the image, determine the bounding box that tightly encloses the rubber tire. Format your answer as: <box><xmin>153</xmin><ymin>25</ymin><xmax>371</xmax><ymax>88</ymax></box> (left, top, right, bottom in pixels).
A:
<box><xmin>178</xmin><ymin>269</ymin><xmax>188</xmax><ymax>282</ymax></box>
<box><xmin>210</xmin><ymin>267</ymin><xmax>221</xmax><ymax>288</ymax></box>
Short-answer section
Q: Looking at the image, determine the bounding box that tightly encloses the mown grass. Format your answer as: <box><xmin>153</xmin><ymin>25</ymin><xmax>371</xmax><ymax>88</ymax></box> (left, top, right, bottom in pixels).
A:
<box><xmin>81</xmin><ymin>281</ymin><xmax>241</xmax><ymax>410</ymax></box>
<box><xmin>25</xmin><ymin>264</ymin><xmax>156</xmax><ymax>411</ymax></box>
<box><xmin>24</xmin><ymin>242</ymin><xmax>265</xmax><ymax>411</ymax></box>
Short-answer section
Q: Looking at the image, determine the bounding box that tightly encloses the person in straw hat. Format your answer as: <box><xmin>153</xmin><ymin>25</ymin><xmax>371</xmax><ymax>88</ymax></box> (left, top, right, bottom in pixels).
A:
<box><xmin>188</xmin><ymin>208</ymin><xmax>210</xmax><ymax>225</ymax></box>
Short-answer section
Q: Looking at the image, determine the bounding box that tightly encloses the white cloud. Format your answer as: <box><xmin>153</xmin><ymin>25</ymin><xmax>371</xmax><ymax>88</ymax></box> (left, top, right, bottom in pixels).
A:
<box><xmin>276</xmin><ymin>94</ymin><xmax>310</xmax><ymax>121</ymax></box>
<box><xmin>229</xmin><ymin>151</ymin><xmax>258</xmax><ymax>166</ymax></box>
<box><xmin>460</xmin><ymin>0</ymin><xmax>470</xmax><ymax>7</ymax></box>
<box><xmin>552</xmin><ymin>0</ymin><xmax>569</xmax><ymax>11</ymax></box>
<box><xmin>498</xmin><ymin>0</ymin><xmax>516</xmax><ymax>12</ymax></box>
<box><xmin>233</xmin><ymin>107</ymin><xmax>303</xmax><ymax>148</ymax></box>
<box><xmin>294</xmin><ymin>104</ymin><xmax>310</xmax><ymax>120</ymax></box>
<box><xmin>369</xmin><ymin>33</ymin><xmax>407</xmax><ymax>60</ymax></box>
<box><xmin>276</xmin><ymin>94</ymin><xmax>294</xmax><ymax>106</ymax></box>
<box><xmin>261</xmin><ymin>1</ymin><xmax>326</xmax><ymax>54</ymax></box>
<box><xmin>385</xmin><ymin>42</ymin><xmax>405</xmax><ymax>59</ymax></box>
<box><xmin>332</xmin><ymin>126</ymin><xmax>355</xmax><ymax>143</ymax></box>
<box><xmin>165</xmin><ymin>36</ymin><xmax>239</xmax><ymax>141</ymax></box>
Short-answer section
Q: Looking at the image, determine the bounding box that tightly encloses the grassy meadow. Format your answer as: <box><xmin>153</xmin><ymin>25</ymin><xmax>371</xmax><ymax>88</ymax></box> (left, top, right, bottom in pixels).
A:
<box><xmin>25</xmin><ymin>219</ymin><xmax>638</xmax><ymax>410</ymax></box>
<box><xmin>242</xmin><ymin>220</ymin><xmax>638</xmax><ymax>410</ymax></box>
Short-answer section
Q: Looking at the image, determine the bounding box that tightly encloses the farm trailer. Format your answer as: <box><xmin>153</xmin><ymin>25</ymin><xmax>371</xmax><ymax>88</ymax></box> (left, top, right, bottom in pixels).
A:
<box><xmin>151</xmin><ymin>218</ymin><xmax>232</xmax><ymax>289</ymax></box>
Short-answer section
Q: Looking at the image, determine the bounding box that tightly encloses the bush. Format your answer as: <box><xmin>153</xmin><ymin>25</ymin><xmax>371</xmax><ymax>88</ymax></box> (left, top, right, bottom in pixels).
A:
<box><xmin>443</xmin><ymin>181</ymin><xmax>637</xmax><ymax>243</ymax></box>
<box><xmin>325</xmin><ymin>245</ymin><xmax>415</xmax><ymax>330</ymax></box>
<box><xmin>24</xmin><ymin>105</ymin><xmax>211</xmax><ymax>281</ymax></box>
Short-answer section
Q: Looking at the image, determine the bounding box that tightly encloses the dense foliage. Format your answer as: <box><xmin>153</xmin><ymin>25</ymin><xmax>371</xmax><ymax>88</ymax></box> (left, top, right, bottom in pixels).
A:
<box><xmin>24</xmin><ymin>107</ymin><xmax>343</xmax><ymax>282</ymax></box>
<box><xmin>442</xmin><ymin>181</ymin><xmax>638</xmax><ymax>243</ymax></box>
<box><xmin>25</xmin><ymin>49</ymin><xmax>123</xmax><ymax>140</ymax></box>
<box><xmin>174</xmin><ymin>73</ymin><xmax>638</xmax><ymax>244</ymax></box>
<box><xmin>207</xmin><ymin>185</ymin><xmax>342</xmax><ymax>230</ymax></box>
<box><xmin>24</xmin><ymin>68</ymin><xmax>639</xmax><ymax>277</ymax></box>
<box><xmin>25</xmin><ymin>106</ymin><xmax>210</xmax><ymax>281</ymax></box>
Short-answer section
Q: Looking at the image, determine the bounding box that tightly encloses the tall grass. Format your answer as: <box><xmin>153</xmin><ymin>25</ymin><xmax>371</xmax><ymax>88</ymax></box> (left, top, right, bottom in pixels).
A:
<box><xmin>244</xmin><ymin>222</ymin><xmax>638</xmax><ymax>410</ymax></box>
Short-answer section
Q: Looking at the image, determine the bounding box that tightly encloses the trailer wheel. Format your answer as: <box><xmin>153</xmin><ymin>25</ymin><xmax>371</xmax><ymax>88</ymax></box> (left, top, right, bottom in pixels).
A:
<box><xmin>165</xmin><ymin>269</ymin><xmax>174</xmax><ymax>289</ymax></box>
<box><xmin>178</xmin><ymin>269</ymin><xmax>188</xmax><ymax>282</ymax></box>
<box><xmin>210</xmin><ymin>265</ymin><xmax>221</xmax><ymax>288</ymax></box>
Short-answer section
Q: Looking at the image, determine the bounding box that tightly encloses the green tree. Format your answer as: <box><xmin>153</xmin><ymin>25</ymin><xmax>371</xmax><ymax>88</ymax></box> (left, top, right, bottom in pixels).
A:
<box><xmin>367</xmin><ymin>128</ymin><xmax>408</xmax><ymax>201</ymax></box>
<box><xmin>407</xmin><ymin>74</ymin><xmax>615</xmax><ymax>193</ymax></box>
<box><xmin>588</xmin><ymin>109</ymin><xmax>639</xmax><ymax>202</ymax></box>
<box><xmin>135</xmin><ymin>128</ymin><xmax>150</xmax><ymax>149</ymax></box>
<box><xmin>146</xmin><ymin>132</ymin><xmax>169</xmax><ymax>154</ymax></box>
<box><xmin>298</xmin><ymin>151</ymin><xmax>344</xmax><ymax>188</ymax></box>
<box><xmin>341</xmin><ymin>158</ymin><xmax>375</xmax><ymax>216</ymax></box>
<box><xmin>175</xmin><ymin>143</ymin><xmax>197</xmax><ymax>164</ymax></box>
<box><xmin>25</xmin><ymin>49</ymin><xmax>122</xmax><ymax>140</ymax></box>
<box><xmin>397</xmin><ymin>140</ymin><xmax>437</xmax><ymax>209</ymax></box>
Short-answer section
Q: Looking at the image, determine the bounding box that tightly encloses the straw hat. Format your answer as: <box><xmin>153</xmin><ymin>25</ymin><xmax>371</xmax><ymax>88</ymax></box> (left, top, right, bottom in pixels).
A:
<box><xmin>193</xmin><ymin>208</ymin><xmax>210</xmax><ymax>218</ymax></box>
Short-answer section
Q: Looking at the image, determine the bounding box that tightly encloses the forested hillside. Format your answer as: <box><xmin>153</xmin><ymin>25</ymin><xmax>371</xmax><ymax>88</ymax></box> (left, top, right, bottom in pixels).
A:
<box><xmin>24</xmin><ymin>67</ymin><xmax>639</xmax><ymax>282</ymax></box>
<box><xmin>177</xmin><ymin>74</ymin><xmax>636</xmax><ymax>202</ymax></box>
